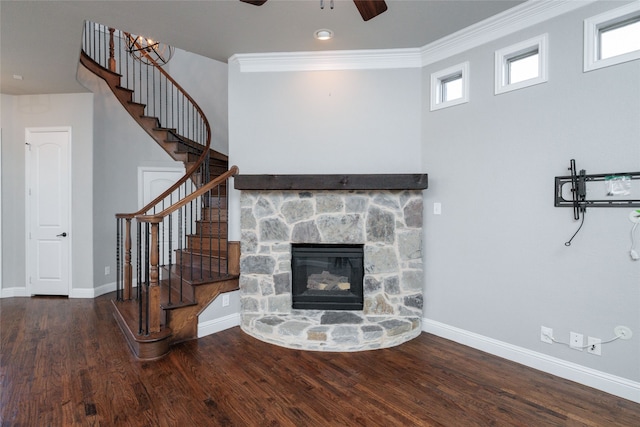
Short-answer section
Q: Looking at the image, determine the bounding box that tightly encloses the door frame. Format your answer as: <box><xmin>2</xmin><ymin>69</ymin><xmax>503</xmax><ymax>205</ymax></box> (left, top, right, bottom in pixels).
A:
<box><xmin>25</xmin><ymin>126</ymin><xmax>73</xmax><ymax>296</ymax></box>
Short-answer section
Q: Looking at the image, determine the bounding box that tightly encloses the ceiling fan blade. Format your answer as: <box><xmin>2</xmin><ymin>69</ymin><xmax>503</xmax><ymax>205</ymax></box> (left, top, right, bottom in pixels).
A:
<box><xmin>353</xmin><ymin>0</ymin><xmax>388</xmax><ymax>21</ymax></box>
<box><xmin>240</xmin><ymin>0</ymin><xmax>268</xmax><ymax>5</ymax></box>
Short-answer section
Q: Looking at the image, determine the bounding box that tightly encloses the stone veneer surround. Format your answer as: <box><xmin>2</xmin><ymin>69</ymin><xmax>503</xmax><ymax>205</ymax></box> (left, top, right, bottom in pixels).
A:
<box><xmin>239</xmin><ymin>189</ymin><xmax>424</xmax><ymax>351</ymax></box>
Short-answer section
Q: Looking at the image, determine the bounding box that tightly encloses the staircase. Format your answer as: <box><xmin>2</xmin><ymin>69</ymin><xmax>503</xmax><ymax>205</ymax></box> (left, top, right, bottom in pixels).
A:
<box><xmin>81</xmin><ymin>22</ymin><xmax>240</xmax><ymax>359</ymax></box>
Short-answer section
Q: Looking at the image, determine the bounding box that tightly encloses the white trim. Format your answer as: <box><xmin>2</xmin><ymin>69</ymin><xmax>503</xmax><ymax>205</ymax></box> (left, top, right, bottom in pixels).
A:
<box><xmin>584</xmin><ymin>1</ymin><xmax>640</xmax><ymax>72</ymax></box>
<box><xmin>229</xmin><ymin>1</ymin><xmax>594</xmax><ymax>73</ymax></box>
<box><xmin>495</xmin><ymin>33</ymin><xmax>549</xmax><ymax>95</ymax></box>
<box><xmin>421</xmin><ymin>0</ymin><xmax>595</xmax><ymax>67</ymax></box>
<box><xmin>430</xmin><ymin>62</ymin><xmax>470</xmax><ymax>111</ymax></box>
<box><xmin>230</xmin><ymin>48</ymin><xmax>421</xmax><ymax>73</ymax></box>
<box><xmin>69</xmin><ymin>287</ymin><xmax>99</xmax><ymax>299</ymax></box>
<box><xmin>198</xmin><ymin>313</ymin><xmax>241</xmax><ymax>338</ymax></box>
<box><xmin>68</xmin><ymin>281</ymin><xmax>118</xmax><ymax>298</ymax></box>
<box><xmin>0</xmin><ymin>287</ymin><xmax>29</xmax><ymax>298</ymax></box>
<box><xmin>423</xmin><ymin>318</ymin><xmax>640</xmax><ymax>403</ymax></box>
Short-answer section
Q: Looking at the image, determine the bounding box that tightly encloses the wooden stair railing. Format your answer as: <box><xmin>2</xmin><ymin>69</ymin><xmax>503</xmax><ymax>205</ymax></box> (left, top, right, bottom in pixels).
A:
<box><xmin>81</xmin><ymin>21</ymin><xmax>240</xmax><ymax>358</ymax></box>
<box><xmin>119</xmin><ymin>166</ymin><xmax>239</xmax><ymax>339</ymax></box>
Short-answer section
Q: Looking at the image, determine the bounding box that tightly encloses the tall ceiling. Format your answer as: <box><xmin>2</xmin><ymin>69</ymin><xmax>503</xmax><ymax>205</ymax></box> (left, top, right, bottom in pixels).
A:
<box><xmin>0</xmin><ymin>0</ymin><xmax>524</xmax><ymax>95</ymax></box>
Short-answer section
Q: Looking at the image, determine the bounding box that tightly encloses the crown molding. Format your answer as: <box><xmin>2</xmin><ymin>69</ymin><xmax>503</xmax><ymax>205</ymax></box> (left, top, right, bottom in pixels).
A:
<box><xmin>230</xmin><ymin>48</ymin><xmax>422</xmax><ymax>73</ymax></box>
<box><xmin>420</xmin><ymin>0</ymin><xmax>597</xmax><ymax>66</ymax></box>
<box><xmin>230</xmin><ymin>0</ymin><xmax>598</xmax><ymax>73</ymax></box>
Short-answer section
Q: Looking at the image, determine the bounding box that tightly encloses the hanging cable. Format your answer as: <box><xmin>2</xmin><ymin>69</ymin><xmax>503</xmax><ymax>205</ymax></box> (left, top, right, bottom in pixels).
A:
<box><xmin>543</xmin><ymin>330</ymin><xmax>623</xmax><ymax>350</ymax></box>
<box><xmin>565</xmin><ymin>209</ymin><xmax>586</xmax><ymax>246</ymax></box>
<box><xmin>630</xmin><ymin>222</ymin><xmax>639</xmax><ymax>260</ymax></box>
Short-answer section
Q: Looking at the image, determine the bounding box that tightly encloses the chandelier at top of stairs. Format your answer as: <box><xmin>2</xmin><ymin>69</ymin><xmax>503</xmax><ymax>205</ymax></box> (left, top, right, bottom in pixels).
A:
<box><xmin>127</xmin><ymin>34</ymin><xmax>174</xmax><ymax>66</ymax></box>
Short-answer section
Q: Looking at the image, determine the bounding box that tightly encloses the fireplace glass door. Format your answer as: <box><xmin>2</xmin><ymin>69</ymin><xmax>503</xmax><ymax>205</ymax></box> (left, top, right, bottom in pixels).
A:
<box><xmin>291</xmin><ymin>244</ymin><xmax>364</xmax><ymax>310</ymax></box>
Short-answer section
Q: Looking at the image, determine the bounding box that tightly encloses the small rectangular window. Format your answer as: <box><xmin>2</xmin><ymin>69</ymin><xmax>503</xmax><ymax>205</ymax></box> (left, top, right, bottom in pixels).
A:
<box><xmin>507</xmin><ymin>50</ymin><xmax>539</xmax><ymax>84</ymax></box>
<box><xmin>495</xmin><ymin>34</ymin><xmax>548</xmax><ymax>95</ymax></box>
<box><xmin>441</xmin><ymin>73</ymin><xmax>463</xmax><ymax>102</ymax></box>
<box><xmin>584</xmin><ymin>2</ymin><xmax>640</xmax><ymax>72</ymax></box>
<box><xmin>430</xmin><ymin>62</ymin><xmax>469</xmax><ymax>111</ymax></box>
<box><xmin>599</xmin><ymin>17</ymin><xmax>640</xmax><ymax>60</ymax></box>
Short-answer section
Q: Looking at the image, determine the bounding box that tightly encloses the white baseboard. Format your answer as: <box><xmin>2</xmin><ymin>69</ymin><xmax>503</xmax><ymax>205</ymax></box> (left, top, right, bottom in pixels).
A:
<box><xmin>423</xmin><ymin>318</ymin><xmax>640</xmax><ymax>404</ymax></box>
<box><xmin>2</xmin><ymin>282</ymin><xmax>118</xmax><ymax>299</ymax></box>
<box><xmin>0</xmin><ymin>287</ymin><xmax>29</xmax><ymax>298</ymax></box>
<box><xmin>198</xmin><ymin>313</ymin><xmax>241</xmax><ymax>338</ymax></box>
<box><xmin>69</xmin><ymin>282</ymin><xmax>117</xmax><ymax>298</ymax></box>
<box><xmin>92</xmin><ymin>281</ymin><xmax>118</xmax><ymax>298</ymax></box>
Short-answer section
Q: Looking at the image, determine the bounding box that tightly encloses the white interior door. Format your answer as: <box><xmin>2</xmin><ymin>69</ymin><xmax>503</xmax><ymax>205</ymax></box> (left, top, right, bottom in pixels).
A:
<box><xmin>139</xmin><ymin>166</ymin><xmax>186</xmax><ymax>265</ymax></box>
<box><xmin>26</xmin><ymin>128</ymin><xmax>71</xmax><ymax>296</ymax></box>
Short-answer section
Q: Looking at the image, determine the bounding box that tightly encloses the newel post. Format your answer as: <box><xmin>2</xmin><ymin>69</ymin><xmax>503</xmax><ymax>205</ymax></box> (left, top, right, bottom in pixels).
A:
<box><xmin>148</xmin><ymin>220</ymin><xmax>161</xmax><ymax>333</ymax></box>
<box><xmin>108</xmin><ymin>28</ymin><xmax>116</xmax><ymax>72</ymax></box>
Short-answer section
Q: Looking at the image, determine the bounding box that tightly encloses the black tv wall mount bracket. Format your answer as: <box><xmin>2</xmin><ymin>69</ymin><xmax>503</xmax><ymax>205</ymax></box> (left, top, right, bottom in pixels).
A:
<box><xmin>555</xmin><ymin>159</ymin><xmax>640</xmax><ymax>221</ymax></box>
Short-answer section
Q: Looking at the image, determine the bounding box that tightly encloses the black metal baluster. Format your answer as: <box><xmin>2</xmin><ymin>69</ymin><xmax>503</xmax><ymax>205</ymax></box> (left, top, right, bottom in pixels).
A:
<box><xmin>167</xmin><ymin>215</ymin><xmax>172</xmax><ymax>306</ymax></box>
<box><xmin>137</xmin><ymin>222</ymin><xmax>143</xmax><ymax>335</ymax></box>
<box><xmin>144</xmin><ymin>222</ymin><xmax>150</xmax><ymax>336</ymax></box>
<box><xmin>116</xmin><ymin>218</ymin><xmax>122</xmax><ymax>301</ymax></box>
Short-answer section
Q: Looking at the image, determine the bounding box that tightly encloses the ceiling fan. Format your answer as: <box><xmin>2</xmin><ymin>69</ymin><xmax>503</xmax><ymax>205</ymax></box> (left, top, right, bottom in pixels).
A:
<box><xmin>240</xmin><ymin>0</ymin><xmax>388</xmax><ymax>22</ymax></box>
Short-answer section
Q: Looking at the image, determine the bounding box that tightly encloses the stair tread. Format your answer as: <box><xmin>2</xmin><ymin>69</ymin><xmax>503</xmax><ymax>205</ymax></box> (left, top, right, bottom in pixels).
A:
<box><xmin>115</xmin><ymin>85</ymin><xmax>134</xmax><ymax>93</ymax></box>
<box><xmin>112</xmin><ymin>299</ymin><xmax>172</xmax><ymax>342</ymax></box>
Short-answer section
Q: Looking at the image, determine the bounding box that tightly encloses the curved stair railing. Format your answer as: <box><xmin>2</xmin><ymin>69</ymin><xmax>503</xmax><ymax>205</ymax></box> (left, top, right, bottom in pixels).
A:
<box><xmin>81</xmin><ymin>22</ymin><xmax>239</xmax><ymax>355</ymax></box>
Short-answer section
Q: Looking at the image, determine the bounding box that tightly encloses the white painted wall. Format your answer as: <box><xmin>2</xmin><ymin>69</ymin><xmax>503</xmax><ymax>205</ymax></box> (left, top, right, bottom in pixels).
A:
<box><xmin>0</xmin><ymin>93</ymin><xmax>93</xmax><ymax>296</ymax></box>
<box><xmin>77</xmin><ymin>65</ymin><xmax>177</xmax><ymax>294</ymax></box>
<box><xmin>225</xmin><ymin>0</ymin><xmax>640</xmax><ymax>399</ymax></box>
<box><xmin>227</xmin><ymin>64</ymin><xmax>423</xmax><ymax>240</ymax></box>
<box><xmin>167</xmin><ymin>49</ymin><xmax>229</xmax><ymax>155</ymax></box>
<box><xmin>421</xmin><ymin>0</ymin><xmax>640</xmax><ymax>383</ymax></box>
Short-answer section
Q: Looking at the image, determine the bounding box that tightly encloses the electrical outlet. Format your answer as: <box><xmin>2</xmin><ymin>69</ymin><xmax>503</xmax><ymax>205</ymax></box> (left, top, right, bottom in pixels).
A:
<box><xmin>222</xmin><ymin>294</ymin><xmax>230</xmax><ymax>307</ymax></box>
<box><xmin>570</xmin><ymin>332</ymin><xmax>584</xmax><ymax>351</ymax></box>
<box><xmin>104</xmin><ymin>266</ymin><xmax>110</xmax><ymax>276</ymax></box>
<box><xmin>587</xmin><ymin>337</ymin><xmax>601</xmax><ymax>356</ymax></box>
<box><xmin>540</xmin><ymin>326</ymin><xmax>553</xmax><ymax>344</ymax></box>
<box><xmin>433</xmin><ymin>203</ymin><xmax>442</xmax><ymax>215</ymax></box>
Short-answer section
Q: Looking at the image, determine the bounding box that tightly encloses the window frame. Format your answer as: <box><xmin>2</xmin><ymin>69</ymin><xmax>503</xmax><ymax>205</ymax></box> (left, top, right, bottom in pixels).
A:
<box><xmin>584</xmin><ymin>1</ymin><xmax>640</xmax><ymax>72</ymax></box>
<box><xmin>430</xmin><ymin>62</ymin><xmax>470</xmax><ymax>111</ymax></box>
<box><xmin>494</xmin><ymin>34</ymin><xmax>548</xmax><ymax>95</ymax></box>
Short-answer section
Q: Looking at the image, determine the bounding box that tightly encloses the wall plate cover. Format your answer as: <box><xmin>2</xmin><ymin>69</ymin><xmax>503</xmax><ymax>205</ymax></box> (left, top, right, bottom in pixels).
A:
<box><xmin>614</xmin><ymin>325</ymin><xmax>633</xmax><ymax>340</ymax></box>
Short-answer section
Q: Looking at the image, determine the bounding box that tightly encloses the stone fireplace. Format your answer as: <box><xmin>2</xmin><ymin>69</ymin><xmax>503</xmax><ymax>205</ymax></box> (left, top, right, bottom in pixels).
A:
<box><xmin>235</xmin><ymin>174</ymin><xmax>427</xmax><ymax>351</ymax></box>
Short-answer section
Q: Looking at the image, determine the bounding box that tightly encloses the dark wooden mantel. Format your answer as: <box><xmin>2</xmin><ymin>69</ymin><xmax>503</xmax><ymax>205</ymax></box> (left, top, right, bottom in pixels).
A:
<box><xmin>234</xmin><ymin>174</ymin><xmax>428</xmax><ymax>191</ymax></box>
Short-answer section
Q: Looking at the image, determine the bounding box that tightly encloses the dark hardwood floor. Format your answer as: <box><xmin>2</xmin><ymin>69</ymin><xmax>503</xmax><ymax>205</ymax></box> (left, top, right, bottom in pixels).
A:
<box><xmin>2</xmin><ymin>293</ymin><xmax>639</xmax><ymax>426</ymax></box>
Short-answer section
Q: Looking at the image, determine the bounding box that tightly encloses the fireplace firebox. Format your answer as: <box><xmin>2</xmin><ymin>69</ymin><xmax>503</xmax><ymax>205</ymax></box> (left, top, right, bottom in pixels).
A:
<box><xmin>291</xmin><ymin>244</ymin><xmax>364</xmax><ymax>310</ymax></box>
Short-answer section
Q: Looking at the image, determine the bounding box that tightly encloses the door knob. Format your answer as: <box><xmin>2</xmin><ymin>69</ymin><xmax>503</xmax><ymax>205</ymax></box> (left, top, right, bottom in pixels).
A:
<box><xmin>57</xmin><ymin>232</ymin><xmax>67</xmax><ymax>237</ymax></box>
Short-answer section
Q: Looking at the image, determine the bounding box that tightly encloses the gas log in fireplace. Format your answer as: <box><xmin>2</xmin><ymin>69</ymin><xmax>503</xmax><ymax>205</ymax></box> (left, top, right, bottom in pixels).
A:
<box><xmin>291</xmin><ymin>244</ymin><xmax>364</xmax><ymax>310</ymax></box>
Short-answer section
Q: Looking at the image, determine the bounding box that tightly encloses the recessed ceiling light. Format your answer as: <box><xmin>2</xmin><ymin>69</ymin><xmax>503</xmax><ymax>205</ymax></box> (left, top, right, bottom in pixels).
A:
<box><xmin>13</xmin><ymin>74</ymin><xmax>23</xmax><ymax>80</ymax></box>
<box><xmin>314</xmin><ymin>29</ymin><xmax>333</xmax><ymax>41</ymax></box>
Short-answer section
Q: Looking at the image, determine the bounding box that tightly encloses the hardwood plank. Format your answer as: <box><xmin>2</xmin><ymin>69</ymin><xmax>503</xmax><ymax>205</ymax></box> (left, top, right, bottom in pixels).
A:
<box><xmin>2</xmin><ymin>293</ymin><xmax>639</xmax><ymax>426</ymax></box>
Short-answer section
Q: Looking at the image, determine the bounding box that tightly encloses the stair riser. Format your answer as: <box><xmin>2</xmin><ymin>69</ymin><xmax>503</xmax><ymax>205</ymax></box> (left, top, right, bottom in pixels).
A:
<box><xmin>196</xmin><ymin>221</ymin><xmax>228</xmax><ymax>236</ymax></box>
<box><xmin>173</xmin><ymin>250</ymin><xmax>227</xmax><ymax>268</ymax></box>
<box><xmin>201</xmin><ymin>209</ymin><xmax>228</xmax><ymax>221</ymax></box>
<box><xmin>158</xmin><ymin>276</ymin><xmax>196</xmax><ymax>308</ymax></box>
<box><xmin>202</xmin><ymin>195</ymin><xmax>227</xmax><ymax>207</ymax></box>
<box><xmin>187</xmin><ymin>236</ymin><xmax>228</xmax><ymax>253</ymax></box>
<box><xmin>168</xmin><ymin>263</ymin><xmax>229</xmax><ymax>279</ymax></box>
